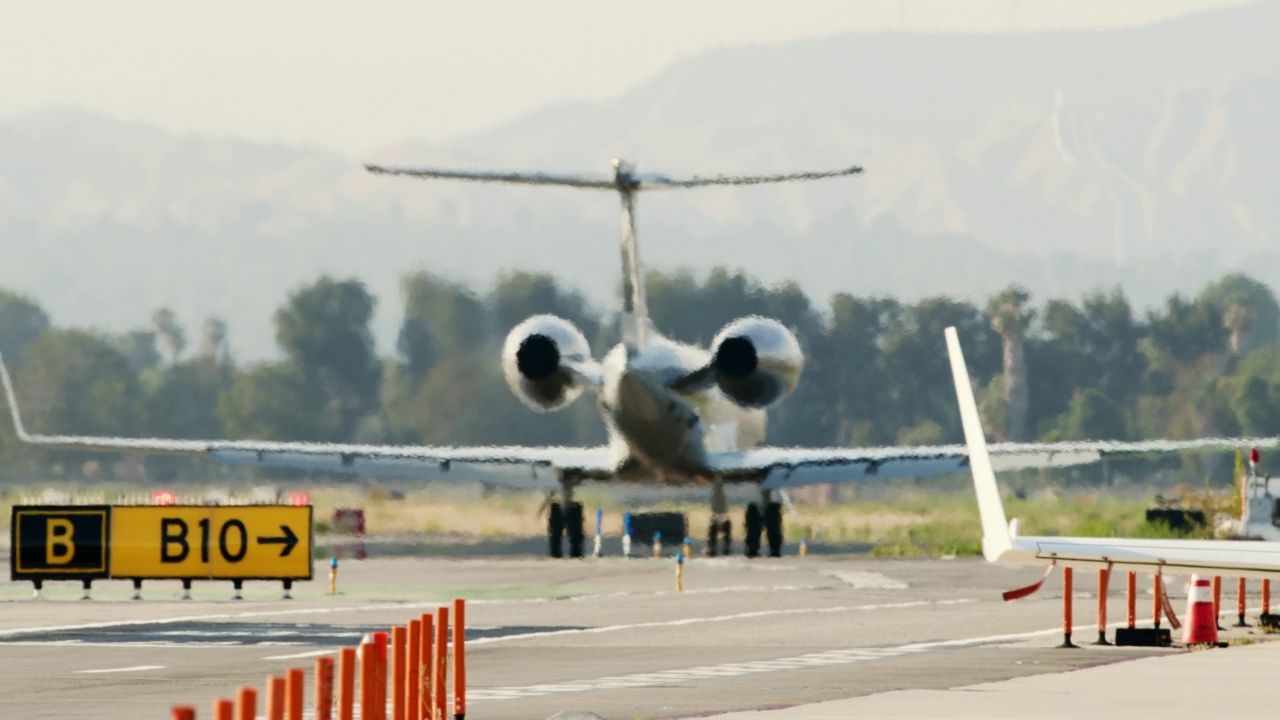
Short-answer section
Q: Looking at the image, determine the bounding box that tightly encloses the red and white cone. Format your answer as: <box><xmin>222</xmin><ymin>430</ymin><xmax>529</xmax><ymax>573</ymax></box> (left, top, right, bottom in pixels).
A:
<box><xmin>1182</xmin><ymin>575</ymin><xmax>1219</xmax><ymax>646</ymax></box>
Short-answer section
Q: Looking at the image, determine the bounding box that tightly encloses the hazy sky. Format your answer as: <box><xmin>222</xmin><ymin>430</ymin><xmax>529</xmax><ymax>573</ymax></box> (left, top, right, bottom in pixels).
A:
<box><xmin>1</xmin><ymin>0</ymin><xmax>1249</xmax><ymax>158</ymax></box>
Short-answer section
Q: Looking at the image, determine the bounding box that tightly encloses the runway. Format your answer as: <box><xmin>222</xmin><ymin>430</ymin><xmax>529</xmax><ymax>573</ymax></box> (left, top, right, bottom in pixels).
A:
<box><xmin>0</xmin><ymin>554</ymin><xmax>1261</xmax><ymax>719</ymax></box>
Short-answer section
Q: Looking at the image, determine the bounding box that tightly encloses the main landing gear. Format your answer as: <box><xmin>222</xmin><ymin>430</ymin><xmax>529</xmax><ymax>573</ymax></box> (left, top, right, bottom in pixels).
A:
<box><xmin>744</xmin><ymin>490</ymin><xmax>783</xmax><ymax>558</ymax></box>
<box><xmin>546</xmin><ymin>481</ymin><xmax>585</xmax><ymax>559</ymax></box>
<box><xmin>705</xmin><ymin>476</ymin><xmax>732</xmax><ymax>557</ymax></box>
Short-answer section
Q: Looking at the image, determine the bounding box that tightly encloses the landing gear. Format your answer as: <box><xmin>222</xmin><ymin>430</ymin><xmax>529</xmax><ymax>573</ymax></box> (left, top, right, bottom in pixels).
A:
<box><xmin>547</xmin><ymin>480</ymin><xmax>584</xmax><ymax>559</ymax></box>
<box><xmin>764</xmin><ymin>501</ymin><xmax>783</xmax><ymax>558</ymax></box>
<box><xmin>548</xmin><ymin>502</ymin><xmax>564</xmax><ymax>559</ymax></box>
<box><xmin>566</xmin><ymin>502</ymin><xmax>585</xmax><ymax>559</ymax></box>
<box><xmin>706</xmin><ymin>476</ymin><xmax>732</xmax><ymax>557</ymax></box>
<box><xmin>744</xmin><ymin>503</ymin><xmax>762</xmax><ymax>558</ymax></box>
<box><xmin>745</xmin><ymin>492</ymin><xmax>784</xmax><ymax>558</ymax></box>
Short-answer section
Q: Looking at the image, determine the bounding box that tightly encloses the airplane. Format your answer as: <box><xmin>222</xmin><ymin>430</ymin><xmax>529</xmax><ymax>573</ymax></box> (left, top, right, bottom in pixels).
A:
<box><xmin>4</xmin><ymin>159</ymin><xmax>1277</xmax><ymax>561</ymax></box>
<box><xmin>945</xmin><ymin>325</ymin><xmax>1280</xmax><ymax>580</ymax></box>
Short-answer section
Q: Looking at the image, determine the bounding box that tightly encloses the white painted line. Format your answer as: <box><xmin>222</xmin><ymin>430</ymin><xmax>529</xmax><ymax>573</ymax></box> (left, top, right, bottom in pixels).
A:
<box><xmin>262</xmin><ymin>649</ymin><xmax>340</xmax><ymax>661</ymax></box>
<box><xmin>75</xmin><ymin>665</ymin><xmax>166</xmax><ymax>674</ymax></box>
<box><xmin>469</xmin><ymin>599</ymin><xmax>975</xmax><ymax>646</ymax></box>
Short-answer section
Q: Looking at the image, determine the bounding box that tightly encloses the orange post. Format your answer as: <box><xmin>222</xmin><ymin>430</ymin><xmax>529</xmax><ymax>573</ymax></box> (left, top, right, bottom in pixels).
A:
<box><xmin>1093</xmin><ymin>568</ymin><xmax>1111</xmax><ymax>646</ymax></box>
<box><xmin>373</xmin><ymin>631</ymin><xmax>389</xmax><ymax>720</ymax></box>
<box><xmin>422</xmin><ymin>613</ymin><xmax>435</xmax><ymax>720</ymax></box>
<box><xmin>267</xmin><ymin>676</ymin><xmax>286</xmax><ymax>720</ymax></box>
<box><xmin>1126</xmin><ymin>571</ymin><xmax>1136</xmax><ymax>628</ymax></box>
<box><xmin>452</xmin><ymin>598</ymin><xmax>467</xmax><ymax>720</ymax></box>
<box><xmin>285</xmin><ymin>667</ymin><xmax>305</xmax><ymax>720</ymax></box>
<box><xmin>214</xmin><ymin>699</ymin><xmax>234</xmax><ymax>720</ymax></box>
<box><xmin>392</xmin><ymin>626</ymin><xmax>407</xmax><ymax>720</ymax></box>
<box><xmin>1265</xmin><ymin>579</ymin><xmax>1272</xmax><ymax>615</ymax></box>
<box><xmin>434</xmin><ymin>606</ymin><xmax>449</xmax><ymax>720</ymax></box>
<box><xmin>1153</xmin><ymin>573</ymin><xmax>1163</xmax><ymax>629</ymax></box>
<box><xmin>1236</xmin><ymin>577</ymin><xmax>1250</xmax><ymax>627</ymax></box>
<box><xmin>407</xmin><ymin>620</ymin><xmax>421</xmax><ymax>720</ymax></box>
<box><xmin>172</xmin><ymin>707</ymin><xmax>196</xmax><ymax>720</ymax></box>
<box><xmin>1058</xmin><ymin>566</ymin><xmax>1076</xmax><ymax>648</ymax></box>
<box><xmin>338</xmin><ymin>647</ymin><xmax>356</xmax><ymax>720</ymax></box>
<box><xmin>360</xmin><ymin>641</ymin><xmax>377</xmax><ymax>720</ymax></box>
<box><xmin>315</xmin><ymin>656</ymin><xmax>334</xmax><ymax>720</ymax></box>
<box><xmin>1213</xmin><ymin>575</ymin><xmax>1222</xmax><ymax>627</ymax></box>
<box><xmin>235</xmin><ymin>687</ymin><xmax>257</xmax><ymax>720</ymax></box>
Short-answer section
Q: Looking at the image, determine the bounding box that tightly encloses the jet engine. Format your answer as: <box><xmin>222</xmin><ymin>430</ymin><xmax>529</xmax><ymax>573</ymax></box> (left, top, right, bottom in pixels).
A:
<box><xmin>502</xmin><ymin>314</ymin><xmax>593</xmax><ymax>411</ymax></box>
<box><xmin>709</xmin><ymin>316</ymin><xmax>803</xmax><ymax>409</ymax></box>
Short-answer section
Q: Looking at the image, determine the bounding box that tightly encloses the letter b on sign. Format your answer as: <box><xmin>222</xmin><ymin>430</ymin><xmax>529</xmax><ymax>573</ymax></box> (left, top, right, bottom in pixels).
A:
<box><xmin>12</xmin><ymin>507</ymin><xmax>109</xmax><ymax>579</ymax></box>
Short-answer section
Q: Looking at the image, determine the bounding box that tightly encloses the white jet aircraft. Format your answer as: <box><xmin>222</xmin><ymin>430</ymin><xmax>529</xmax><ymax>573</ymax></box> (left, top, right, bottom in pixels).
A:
<box><xmin>3</xmin><ymin>160</ymin><xmax>1275</xmax><ymax>560</ymax></box>
<box><xmin>945</xmin><ymin>325</ymin><xmax>1280</xmax><ymax>579</ymax></box>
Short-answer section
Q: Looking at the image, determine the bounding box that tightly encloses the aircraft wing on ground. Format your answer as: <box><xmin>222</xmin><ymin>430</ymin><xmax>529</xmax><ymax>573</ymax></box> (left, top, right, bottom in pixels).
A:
<box><xmin>945</xmin><ymin>325</ymin><xmax>1280</xmax><ymax>580</ymax></box>
<box><xmin>4</xmin><ymin>353</ymin><xmax>1275</xmax><ymax>489</ymax></box>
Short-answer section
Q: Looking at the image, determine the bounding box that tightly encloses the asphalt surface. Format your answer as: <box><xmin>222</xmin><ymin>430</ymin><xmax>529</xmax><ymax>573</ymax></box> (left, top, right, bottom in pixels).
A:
<box><xmin>0</xmin><ymin>553</ymin><xmax>1264</xmax><ymax>719</ymax></box>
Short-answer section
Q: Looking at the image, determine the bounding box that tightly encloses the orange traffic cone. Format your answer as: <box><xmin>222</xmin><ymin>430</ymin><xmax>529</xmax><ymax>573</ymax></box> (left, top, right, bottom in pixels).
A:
<box><xmin>1182</xmin><ymin>575</ymin><xmax>1219</xmax><ymax>646</ymax></box>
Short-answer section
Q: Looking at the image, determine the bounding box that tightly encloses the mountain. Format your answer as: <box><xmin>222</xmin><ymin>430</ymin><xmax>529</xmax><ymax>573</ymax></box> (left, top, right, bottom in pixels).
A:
<box><xmin>2</xmin><ymin>1</ymin><xmax>1279</xmax><ymax>358</ymax></box>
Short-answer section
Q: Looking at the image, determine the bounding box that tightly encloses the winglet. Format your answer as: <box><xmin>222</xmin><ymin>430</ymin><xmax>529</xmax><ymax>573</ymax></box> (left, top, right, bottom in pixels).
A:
<box><xmin>0</xmin><ymin>352</ymin><xmax>31</xmax><ymax>441</ymax></box>
<box><xmin>944</xmin><ymin>327</ymin><xmax>1013</xmax><ymax>562</ymax></box>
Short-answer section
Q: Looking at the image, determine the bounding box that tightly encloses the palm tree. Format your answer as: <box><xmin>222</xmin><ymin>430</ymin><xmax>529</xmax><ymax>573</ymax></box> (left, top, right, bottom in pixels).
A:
<box><xmin>151</xmin><ymin>308</ymin><xmax>186</xmax><ymax>364</ymax></box>
<box><xmin>986</xmin><ymin>286</ymin><xmax>1034</xmax><ymax>442</ymax></box>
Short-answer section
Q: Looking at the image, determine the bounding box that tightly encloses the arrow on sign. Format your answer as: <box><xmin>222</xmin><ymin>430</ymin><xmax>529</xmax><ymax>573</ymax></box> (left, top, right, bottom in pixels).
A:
<box><xmin>256</xmin><ymin>525</ymin><xmax>299</xmax><ymax>557</ymax></box>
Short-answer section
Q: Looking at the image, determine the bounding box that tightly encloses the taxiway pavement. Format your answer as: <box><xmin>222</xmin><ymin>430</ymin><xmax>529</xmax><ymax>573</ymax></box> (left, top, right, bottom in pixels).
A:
<box><xmin>0</xmin><ymin>554</ymin><xmax>1265</xmax><ymax>719</ymax></box>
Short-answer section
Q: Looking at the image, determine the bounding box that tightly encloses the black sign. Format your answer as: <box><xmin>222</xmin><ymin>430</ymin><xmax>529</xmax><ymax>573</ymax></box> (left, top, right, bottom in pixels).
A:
<box><xmin>11</xmin><ymin>506</ymin><xmax>110</xmax><ymax>580</ymax></box>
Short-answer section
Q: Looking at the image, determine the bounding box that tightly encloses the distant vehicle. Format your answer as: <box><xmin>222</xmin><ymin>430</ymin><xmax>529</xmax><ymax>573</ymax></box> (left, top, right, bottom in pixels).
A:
<box><xmin>4</xmin><ymin>161</ymin><xmax>1274</xmax><ymax>560</ymax></box>
<box><xmin>945</xmin><ymin>325</ymin><xmax>1280</xmax><ymax>579</ymax></box>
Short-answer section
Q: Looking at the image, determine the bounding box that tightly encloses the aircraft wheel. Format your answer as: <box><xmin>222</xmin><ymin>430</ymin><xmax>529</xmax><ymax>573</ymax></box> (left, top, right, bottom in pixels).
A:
<box><xmin>706</xmin><ymin>519</ymin><xmax>720</xmax><ymax>557</ymax></box>
<box><xmin>765</xmin><ymin>501</ymin><xmax>783</xmax><ymax>557</ymax></box>
<box><xmin>720</xmin><ymin>519</ymin><xmax>733</xmax><ymax>557</ymax></box>
<box><xmin>548</xmin><ymin>502</ymin><xmax>564</xmax><ymax>559</ymax></box>
<box><xmin>744</xmin><ymin>503</ymin><xmax>762</xmax><ymax>558</ymax></box>
<box><xmin>566</xmin><ymin>502</ymin><xmax>585</xmax><ymax>558</ymax></box>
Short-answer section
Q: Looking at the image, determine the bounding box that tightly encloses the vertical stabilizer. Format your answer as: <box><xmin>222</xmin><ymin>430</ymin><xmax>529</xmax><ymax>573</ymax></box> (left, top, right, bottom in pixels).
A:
<box><xmin>615</xmin><ymin>160</ymin><xmax>649</xmax><ymax>348</ymax></box>
<box><xmin>944</xmin><ymin>327</ymin><xmax>1013</xmax><ymax>561</ymax></box>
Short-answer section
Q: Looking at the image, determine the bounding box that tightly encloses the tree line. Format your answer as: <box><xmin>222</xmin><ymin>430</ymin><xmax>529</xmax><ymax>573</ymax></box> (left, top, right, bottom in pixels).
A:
<box><xmin>0</xmin><ymin>269</ymin><xmax>1277</xmax><ymax>482</ymax></box>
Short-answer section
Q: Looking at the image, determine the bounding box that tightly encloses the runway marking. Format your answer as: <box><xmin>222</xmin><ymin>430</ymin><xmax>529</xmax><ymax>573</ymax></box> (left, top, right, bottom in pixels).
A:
<box><xmin>821</xmin><ymin>570</ymin><xmax>909</xmax><ymax>589</ymax></box>
<box><xmin>74</xmin><ymin>665</ymin><xmax>166</xmax><ymax>674</ymax></box>
<box><xmin>469</xmin><ymin>598</ymin><xmax>975</xmax><ymax>646</ymax></box>
<box><xmin>466</xmin><ymin>613</ymin><xmax>1163</xmax><ymax>703</ymax></box>
<box><xmin>262</xmin><ymin>649</ymin><xmax>341</xmax><ymax>661</ymax></box>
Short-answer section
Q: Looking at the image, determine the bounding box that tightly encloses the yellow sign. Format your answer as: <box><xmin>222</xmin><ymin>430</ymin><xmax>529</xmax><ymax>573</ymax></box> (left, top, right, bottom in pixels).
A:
<box><xmin>110</xmin><ymin>505</ymin><xmax>312</xmax><ymax>580</ymax></box>
<box><xmin>10</xmin><ymin>507</ymin><xmax>110</xmax><ymax>579</ymax></box>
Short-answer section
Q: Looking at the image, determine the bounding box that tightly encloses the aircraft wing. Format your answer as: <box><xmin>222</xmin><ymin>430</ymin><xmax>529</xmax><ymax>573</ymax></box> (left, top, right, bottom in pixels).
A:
<box><xmin>946</xmin><ymin>325</ymin><xmax>1280</xmax><ymax>580</ymax></box>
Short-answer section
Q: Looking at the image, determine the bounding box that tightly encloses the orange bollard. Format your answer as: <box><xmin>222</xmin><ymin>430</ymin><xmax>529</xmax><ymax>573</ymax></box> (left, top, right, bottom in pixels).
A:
<box><xmin>213</xmin><ymin>698</ymin><xmax>234</xmax><ymax>720</ymax></box>
<box><xmin>1236</xmin><ymin>577</ymin><xmax>1251</xmax><ymax>627</ymax></box>
<box><xmin>285</xmin><ymin>667</ymin><xmax>305</xmax><ymax>720</ymax></box>
<box><xmin>1126</xmin><ymin>571</ymin><xmax>1136</xmax><ymax>628</ymax></box>
<box><xmin>338</xmin><ymin>647</ymin><xmax>356</xmax><ymax>720</ymax></box>
<box><xmin>373</xmin><ymin>631</ymin><xmax>389</xmax><ymax>720</ymax></box>
<box><xmin>235</xmin><ymin>687</ymin><xmax>257</xmax><ymax>720</ymax></box>
<box><xmin>407</xmin><ymin>620</ymin><xmax>421</xmax><ymax>720</ymax></box>
<box><xmin>1058</xmin><ymin>566</ymin><xmax>1076</xmax><ymax>648</ymax></box>
<box><xmin>434</xmin><ymin>606</ymin><xmax>449</xmax><ymax>720</ymax></box>
<box><xmin>1213</xmin><ymin>575</ymin><xmax>1223</xmax><ymax>628</ymax></box>
<box><xmin>360</xmin><ymin>641</ymin><xmax>377</xmax><ymax>720</ymax></box>
<box><xmin>420</xmin><ymin>613</ymin><xmax>435</xmax><ymax>720</ymax></box>
<box><xmin>392</xmin><ymin>626</ymin><xmax>407</xmax><ymax>720</ymax></box>
<box><xmin>172</xmin><ymin>707</ymin><xmax>196</xmax><ymax>720</ymax></box>
<box><xmin>1093</xmin><ymin>568</ymin><xmax>1111</xmax><ymax>646</ymax></box>
<box><xmin>1265</xmin><ymin>579</ymin><xmax>1273</xmax><ymax>615</ymax></box>
<box><xmin>315</xmin><ymin>656</ymin><xmax>334</xmax><ymax>720</ymax></box>
<box><xmin>1153</xmin><ymin>573</ymin><xmax>1163</xmax><ymax>629</ymax></box>
<box><xmin>453</xmin><ymin>598</ymin><xmax>467</xmax><ymax>720</ymax></box>
<box><xmin>267</xmin><ymin>675</ymin><xmax>286</xmax><ymax>720</ymax></box>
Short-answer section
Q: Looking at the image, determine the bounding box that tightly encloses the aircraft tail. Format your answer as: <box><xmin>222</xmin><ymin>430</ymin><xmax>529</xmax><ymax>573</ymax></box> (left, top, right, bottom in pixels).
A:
<box><xmin>944</xmin><ymin>327</ymin><xmax>1013</xmax><ymax>562</ymax></box>
<box><xmin>618</xmin><ymin>184</ymin><xmax>650</xmax><ymax>348</ymax></box>
<box><xmin>0</xmin><ymin>353</ymin><xmax>31</xmax><ymax>442</ymax></box>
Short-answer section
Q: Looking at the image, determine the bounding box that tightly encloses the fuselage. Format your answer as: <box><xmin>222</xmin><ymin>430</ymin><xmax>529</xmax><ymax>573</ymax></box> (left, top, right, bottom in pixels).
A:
<box><xmin>597</xmin><ymin>331</ymin><xmax>766</xmax><ymax>482</ymax></box>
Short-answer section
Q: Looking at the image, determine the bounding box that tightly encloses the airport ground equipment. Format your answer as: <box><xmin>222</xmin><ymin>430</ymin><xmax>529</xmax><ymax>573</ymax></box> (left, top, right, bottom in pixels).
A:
<box><xmin>10</xmin><ymin>504</ymin><xmax>311</xmax><ymax>599</ymax></box>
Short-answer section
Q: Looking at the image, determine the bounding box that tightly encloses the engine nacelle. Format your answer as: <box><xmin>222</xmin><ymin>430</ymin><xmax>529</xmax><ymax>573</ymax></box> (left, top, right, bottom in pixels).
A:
<box><xmin>710</xmin><ymin>316</ymin><xmax>803</xmax><ymax>409</ymax></box>
<box><xmin>502</xmin><ymin>314</ymin><xmax>592</xmax><ymax>411</ymax></box>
